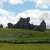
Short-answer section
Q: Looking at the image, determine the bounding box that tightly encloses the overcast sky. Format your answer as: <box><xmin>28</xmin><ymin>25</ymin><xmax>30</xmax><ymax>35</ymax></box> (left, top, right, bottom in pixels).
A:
<box><xmin>0</xmin><ymin>0</ymin><xmax>50</xmax><ymax>28</ymax></box>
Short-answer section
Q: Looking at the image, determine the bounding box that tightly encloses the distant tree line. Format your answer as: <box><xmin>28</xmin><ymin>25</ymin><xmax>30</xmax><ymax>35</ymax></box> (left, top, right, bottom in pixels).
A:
<box><xmin>7</xmin><ymin>17</ymin><xmax>46</xmax><ymax>32</ymax></box>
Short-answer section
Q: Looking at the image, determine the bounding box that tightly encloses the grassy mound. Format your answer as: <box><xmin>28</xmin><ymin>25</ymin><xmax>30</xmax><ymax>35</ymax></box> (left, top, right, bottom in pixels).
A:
<box><xmin>0</xmin><ymin>28</ymin><xmax>50</xmax><ymax>43</ymax></box>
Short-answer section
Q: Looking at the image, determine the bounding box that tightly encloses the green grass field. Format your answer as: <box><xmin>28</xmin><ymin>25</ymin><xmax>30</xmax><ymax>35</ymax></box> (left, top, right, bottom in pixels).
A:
<box><xmin>0</xmin><ymin>43</ymin><xmax>50</xmax><ymax>50</ymax></box>
<box><xmin>0</xmin><ymin>29</ymin><xmax>50</xmax><ymax>50</ymax></box>
<box><xmin>0</xmin><ymin>28</ymin><xmax>49</xmax><ymax>41</ymax></box>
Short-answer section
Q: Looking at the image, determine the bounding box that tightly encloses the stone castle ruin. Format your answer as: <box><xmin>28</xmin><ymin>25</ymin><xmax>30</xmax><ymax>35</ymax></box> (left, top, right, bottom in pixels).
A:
<box><xmin>7</xmin><ymin>17</ymin><xmax>46</xmax><ymax>32</ymax></box>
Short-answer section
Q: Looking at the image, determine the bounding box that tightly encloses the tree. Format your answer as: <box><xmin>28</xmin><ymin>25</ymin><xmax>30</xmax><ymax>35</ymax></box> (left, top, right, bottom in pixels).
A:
<box><xmin>0</xmin><ymin>24</ymin><xmax>3</xmax><ymax>28</ymax></box>
<box><xmin>39</xmin><ymin>20</ymin><xmax>46</xmax><ymax>32</ymax></box>
<box><xmin>27</xmin><ymin>17</ymin><xmax>30</xmax><ymax>24</ymax></box>
<box><xmin>7</xmin><ymin>23</ymin><xmax>13</xmax><ymax>28</ymax></box>
<box><xmin>14</xmin><ymin>17</ymin><xmax>30</xmax><ymax>29</ymax></box>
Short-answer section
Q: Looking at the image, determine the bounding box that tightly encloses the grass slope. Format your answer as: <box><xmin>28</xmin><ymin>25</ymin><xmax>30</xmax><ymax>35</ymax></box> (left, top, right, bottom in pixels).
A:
<box><xmin>0</xmin><ymin>28</ymin><xmax>50</xmax><ymax>42</ymax></box>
